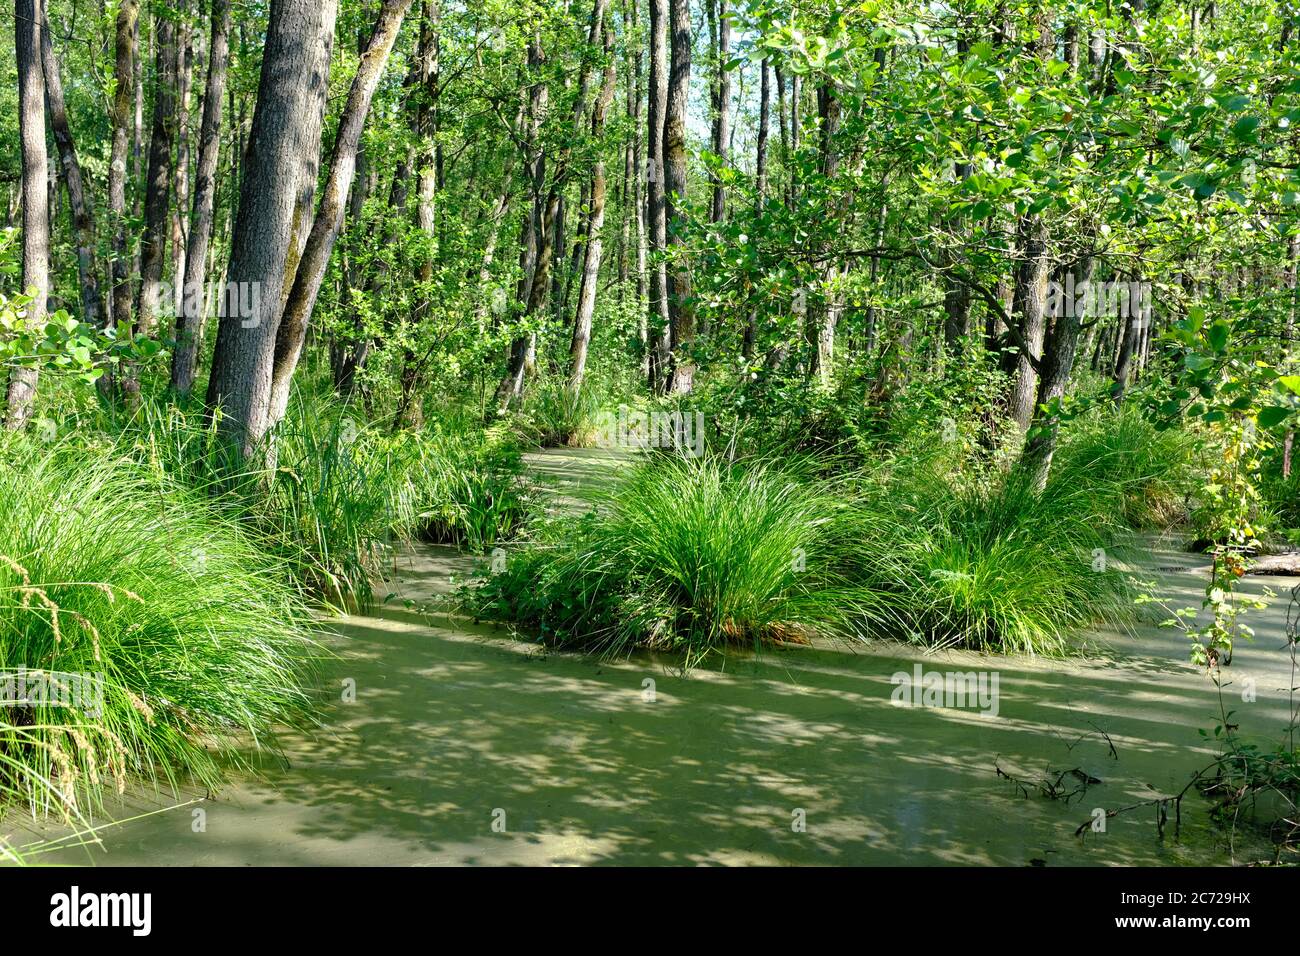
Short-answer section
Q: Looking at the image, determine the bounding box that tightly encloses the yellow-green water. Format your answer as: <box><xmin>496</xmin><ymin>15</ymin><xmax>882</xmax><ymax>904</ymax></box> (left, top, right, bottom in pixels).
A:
<box><xmin>7</xmin><ymin>449</ymin><xmax>1297</xmax><ymax>866</ymax></box>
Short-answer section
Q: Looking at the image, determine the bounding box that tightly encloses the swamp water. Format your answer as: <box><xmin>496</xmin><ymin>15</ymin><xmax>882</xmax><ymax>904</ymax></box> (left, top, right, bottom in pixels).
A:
<box><xmin>8</xmin><ymin>450</ymin><xmax>1298</xmax><ymax>866</ymax></box>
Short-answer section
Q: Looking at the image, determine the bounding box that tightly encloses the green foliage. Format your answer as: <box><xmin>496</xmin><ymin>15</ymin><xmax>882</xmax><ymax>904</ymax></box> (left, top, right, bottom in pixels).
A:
<box><xmin>468</xmin><ymin>455</ymin><xmax>871</xmax><ymax>666</ymax></box>
<box><xmin>510</xmin><ymin>375</ymin><xmax>603</xmax><ymax>448</ymax></box>
<box><xmin>95</xmin><ymin>389</ymin><xmax>532</xmax><ymax>604</ymax></box>
<box><xmin>843</xmin><ymin>452</ymin><xmax>1138</xmax><ymax>655</ymax></box>
<box><xmin>469</xmin><ymin>427</ymin><xmax>1157</xmax><ymax>662</ymax></box>
<box><xmin>1051</xmin><ymin>405</ymin><xmax>1198</xmax><ymax>530</ymax></box>
<box><xmin>0</xmin><ymin>436</ymin><xmax>316</xmax><ymax>822</ymax></box>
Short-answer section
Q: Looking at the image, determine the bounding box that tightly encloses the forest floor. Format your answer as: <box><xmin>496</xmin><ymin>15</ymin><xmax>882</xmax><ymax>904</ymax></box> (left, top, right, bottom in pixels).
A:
<box><xmin>8</xmin><ymin>448</ymin><xmax>1298</xmax><ymax>866</ymax></box>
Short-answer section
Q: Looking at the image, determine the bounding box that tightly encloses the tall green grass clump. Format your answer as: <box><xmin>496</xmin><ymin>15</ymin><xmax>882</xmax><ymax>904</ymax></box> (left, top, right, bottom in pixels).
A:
<box><xmin>407</xmin><ymin>415</ymin><xmax>534</xmax><ymax>550</ymax></box>
<box><xmin>0</xmin><ymin>438</ymin><xmax>315</xmax><ymax>821</ymax></box>
<box><xmin>1050</xmin><ymin>405</ymin><xmax>1197</xmax><ymax>529</ymax></box>
<box><xmin>471</xmin><ymin>455</ymin><xmax>875</xmax><ymax>665</ymax></box>
<box><xmin>106</xmin><ymin>392</ymin><xmax>532</xmax><ymax>603</ymax></box>
<box><xmin>512</xmin><ymin>376</ymin><xmax>603</xmax><ymax>448</ymax></box>
<box><xmin>845</xmin><ymin>456</ymin><xmax>1136</xmax><ymax>655</ymax></box>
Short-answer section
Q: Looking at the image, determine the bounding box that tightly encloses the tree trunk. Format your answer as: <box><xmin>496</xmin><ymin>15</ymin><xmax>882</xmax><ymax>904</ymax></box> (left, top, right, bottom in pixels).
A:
<box><xmin>41</xmin><ymin>1</ymin><xmax>99</xmax><ymax>330</ymax></box>
<box><xmin>496</xmin><ymin>37</ymin><xmax>549</xmax><ymax>409</ymax></box>
<box><xmin>806</xmin><ymin>80</ymin><xmax>841</xmax><ymax>385</ymax></box>
<box><xmin>663</xmin><ymin>0</ymin><xmax>693</xmax><ymax>394</ymax></box>
<box><xmin>709</xmin><ymin>0</ymin><xmax>730</xmax><ymax>224</ymax></box>
<box><xmin>1021</xmin><ymin>257</ymin><xmax>1093</xmax><ymax>488</ymax></box>
<box><xmin>135</xmin><ymin>16</ymin><xmax>177</xmax><ymax>339</ymax></box>
<box><xmin>205</xmin><ymin>0</ymin><xmax>337</xmax><ymax>459</ymax></box>
<box><xmin>171</xmin><ymin>0</ymin><xmax>231</xmax><ymax>396</ymax></box>
<box><xmin>268</xmin><ymin>0</ymin><xmax>414</xmax><ymax>429</ymax></box>
<box><xmin>1006</xmin><ymin>216</ymin><xmax>1049</xmax><ymax>435</ymax></box>
<box><xmin>568</xmin><ymin>11</ymin><xmax>617</xmax><ymax>393</ymax></box>
<box><xmin>171</xmin><ymin>5</ymin><xmax>194</xmax><ymax>320</ymax></box>
<box><xmin>646</xmin><ymin>0</ymin><xmax>669</xmax><ymax>392</ymax></box>
<box><xmin>7</xmin><ymin>0</ymin><xmax>49</xmax><ymax>429</ymax></box>
<box><xmin>743</xmin><ymin>58</ymin><xmax>770</xmax><ymax>359</ymax></box>
<box><xmin>108</xmin><ymin>1</ymin><xmax>138</xmax><ymax>343</ymax></box>
<box><xmin>282</xmin><ymin>0</ymin><xmax>338</xmax><ymax>312</ymax></box>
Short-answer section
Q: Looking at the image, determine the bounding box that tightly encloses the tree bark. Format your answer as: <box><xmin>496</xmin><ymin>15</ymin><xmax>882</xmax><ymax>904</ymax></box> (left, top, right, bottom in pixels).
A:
<box><xmin>135</xmin><ymin>15</ymin><xmax>177</xmax><ymax>339</ymax></box>
<box><xmin>108</xmin><ymin>1</ymin><xmax>138</xmax><ymax>342</ymax></box>
<box><xmin>41</xmin><ymin>1</ymin><xmax>100</xmax><ymax>330</ymax></box>
<box><xmin>1021</xmin><ymin>257</ymin><xmax>1093</xmax><ymax>488</ymax></box>
<box><xmin>171</xmin><ymin>0</ymin><xmax>231</xmax><ymax>396</ymax></box>
<box><xmin>7</xmin><ymin>0</ymin><xmax>49</xmax><ymax>429</ymax></box>
<box><xmin>1006</xmin><ymin>216</ymin><xmax>1050</xmax><ymax>435</ymax></box>
<box><xmin>496</xmin><ymin>37</ymin><xmax>549</xmax><ymax>409</ymax></box>
<box><xmin>743</xmin><ymin>57</ymin><xmax>770</xmax><ymax>359</ymax></box>
<box><xmin>282</xmin><ymin>0</ymin><xmax>339</xmax><ymax>311</ymax></box>
<box><xmin>709</xmin><ymin>0</ymin><xmax>730</xmax><ymax>224</ymax></box>
<box><xmin>568</xmin><ymin>10</ymin><xmax>617</xmax><ymax>392</ymax></box>
<box><xmin>205</xmin><ymin>0</ymin><xmax>337</xmax><ymax>458</ymax></box>
<box><xmin>806</xmin><ymin>80</ymin><xmax>841</xmax><ymax>385</ymax></box>
<box><xmin>646</xmin><ymin>0</ymin><xmax>669</xmax><ymax>392</ymax></box>
<box><xmin>663</xmin><ymin>0</ymin><xmax>693</xmax><ymax>394</ymax></box>
<box><xmin>171</xmin><ymin>5</ymin><xmax>194</xmax><ymax>320</ymax></box>
<box><xmin>268</xmin><ymin>0</ymin><xmax>414</xmax><ymax>429</ymax></box>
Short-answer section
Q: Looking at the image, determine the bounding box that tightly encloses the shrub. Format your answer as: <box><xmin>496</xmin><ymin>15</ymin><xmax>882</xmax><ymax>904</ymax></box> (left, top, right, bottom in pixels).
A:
<box><xmin>103</xmin><ymin>391</ymin><xmax>532</xmax><ymax>603</ymax></box>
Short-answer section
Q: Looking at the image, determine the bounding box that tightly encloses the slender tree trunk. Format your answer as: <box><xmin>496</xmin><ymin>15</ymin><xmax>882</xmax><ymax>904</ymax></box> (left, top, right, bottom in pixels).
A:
<box><xmin>472</xmin><ymin>178</ymin><xmax>514</xmax><ymax>329</ymax></box>
<box><xmin>1112</xmin><ymin>303</ymin><xmax>1140</xmax><ymax>404</ymax></box>
<box><xmin>569</xmin><ymin>11</ymin><xmax>617</xmax><ymax>392</ymax></box>
<box><xmin>134</xmin><ymin>15</ymin><xmax>177</xmax><ymax>341</ymax></box>
<box><xmin>496</xmin><ymin>38</ymin><xmax>549</xmax><ymax>409</ymax></box>
<box><xmin>1007</xmin><ymin>216</ymin><xmax>1050</xmax><ymax>435</ymax></box>
<box><xmin>108</xmin><ymin>1</ymin><xmax>139</xmax><ymax>344</ymax></box>
<box><xmin>282</xmin><ymin>0</ymin><xmax>339</xmax><ymax>312</ymax></box>
<box><xmin>41</xmin><ymin>1</ymin><xmax>99</xmax><ymax>330</ymax></box>
<box><xmin>743</xmin><ymin>58</ymin><xmax>770</xmax><ymax>359</ymax></box>
<box><xmin>171</xmin><ymin>5</ymin><xmax>194</xmax><ymax>320</ymax></box>
<box><xmin>205</xmin><ymin>0</ymin><xmax>337</xmax><ymax>458</ymax></box>
<box><xmin>663</xmin><ymin>0</ymin><xmax>693</xmax><ymax>394</ymax></box>
<box><xmin>7</xmin><ymin>0</ymin><xmax>49</xmax><ymax>429</ymax></box>
<box><xmin>709</xmin><ymin>0</ymin><xmax>730</xmax><ymax>224</ymax></box>
<box><xmin>1021</xmin><ymin>257</ymin><xmax>1093</xmax><ymax>488</ymax></box>
<box><xmin>646</xmin><ymin>0</ymin><xmax>669</xmax><ymax>391</ymax></box>
<box><xmin>269</xmin><ymin>0</ymin><xmax>414</xmax><ymax>429</ymax></box>
<box><xmin>806</xmin><ymin>80</ymin><xmax>841</xmax><ymax>385</ymax></box>
<box><xmin>171</xmin><ymin>0</ymin><xmax>231</xmax><ymax>396</ymax></box>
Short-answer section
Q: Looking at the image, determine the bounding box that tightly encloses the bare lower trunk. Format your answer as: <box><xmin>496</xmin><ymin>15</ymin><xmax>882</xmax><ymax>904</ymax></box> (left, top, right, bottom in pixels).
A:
<box><xmin>743</xmin><ymin>58</ymin><xmax>770</xmax><ymax>359</ymax></box>
<box><xmin>1007</xmin><ymin>217</ymin><xmax>1050</xmax><ymax>435</ymax></box>
<box><xmin>7</xmin><ymin>0</ymin><xmax>49</xmax><ymax>429</ymax></box>
<box><xmin>663</xmin><ymin>0</ymin><xmax>693</xmax><ymax>394</ymax></box>
<box><xmin>171</xmin><ymin>0</ymin><xmax>231</xmax><ymax>396</ymax></box>
<box><xmin>568</xmin><ymin>14</ymin><xmax>617</xmax><ymax>392</ymax></box>
<box><xmin>268</xmin><ymin>0</ymin><xmax>413</xmax><ymax>429</ymax></box>
<box><xmin>108</xmin><ymin>1</ymin><xmax>138</xmax><ymax>346</ymax></box>
<box><xmin>1021</xmin><ymin>256</ymin><xmax>1093</xmax><ymax>488</ymax></box>
<box><xmin>135</xmin><ymin>17</ymin><xmax>178</xmax><ymax>336</ymax></box>
<box><xmin>646</xmin><ymin>0</ymin><xmax>669</xmax><ymax>392</ymax></box>
<box><xmin>41</xmin><ymin>3</ymin><xmax>99</xmax><ymax>329</ymax></box>
<box><xmin>205</xmin><ymin>0</ymin><xmax>337</xmax><ymax>459</ymax></box>
<box><xmin>171</xmin><ymin>8</ymin><xmax>194</xmax><ymax>320</ymax></box>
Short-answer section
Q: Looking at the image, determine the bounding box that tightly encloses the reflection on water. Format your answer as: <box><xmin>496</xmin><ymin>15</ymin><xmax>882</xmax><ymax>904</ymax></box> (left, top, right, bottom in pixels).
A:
<box><xmin>7</xmin><ymin>451</ymin><xmax>1296</xmax><ymax>866</ymax></box>
<box><xmin>9</xmin><ymin>536</ymin><xmax>1293</xmax><ymax>867</ymax></box>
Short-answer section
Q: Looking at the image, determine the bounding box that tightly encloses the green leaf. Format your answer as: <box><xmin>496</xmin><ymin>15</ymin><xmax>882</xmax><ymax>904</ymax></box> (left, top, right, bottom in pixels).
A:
<box><xmin>1257</xmin><ymin>405</ymin><xmax>1291</xmax><ymax>428</ymax></box>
